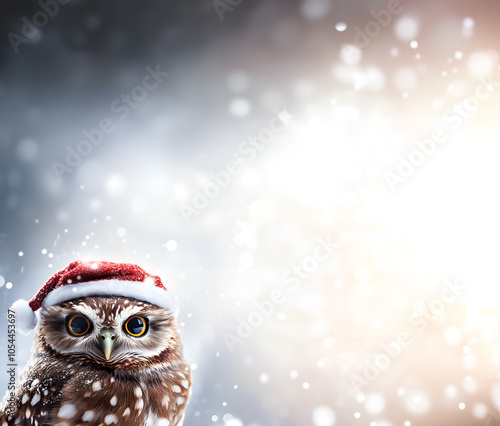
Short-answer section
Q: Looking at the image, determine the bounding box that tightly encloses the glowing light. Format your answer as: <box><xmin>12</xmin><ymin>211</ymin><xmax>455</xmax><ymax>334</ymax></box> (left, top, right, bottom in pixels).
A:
<box><xmin>301</xmin><ymin>0</ymin><xmax>331</xmax><ymax>19</ymax></box>
<box><xmin>165</xmin><ymin>240</ymin><xmax>177</xmax><ymax>251</ymax></box>
<box><xmin>467</xmin><ymin>51</ymin><xmax>497</xmax><ymax>77</ymax></box>
<box><xmin>394</xmin><ymin>17</ymin><xmax>419</xmax><ymax>41</ymax></box>
<box><xmin>17</xmin><ymin>138</ymin><xmax>39</xmax><ymax>162</ymax></box>
<box><xmin>356</xmin><ymin>393</ymin><xmax>366</xmax><ymax>402</ymax></box>
<box><xmin>335</xmin><ymin>22</ymin><xmax>347</xmax><ymax>32</ymax></box>
<box><xmin>462</xmin><ymin>17</ymin><xmax>474</xmax><ymax>37</ymax></box>
<box><xmin>364</xmin><ymin>66</ymin><xmax>386</xmax><ymax>91</ymax></box>
<box><xmin>463</xmin><ymin>376</ymin><xmax>478</xmax><ymax>393</ymax></box>
<box><xmin>444</xmin><ymin>327</ymin><xmax>462</xmax><ymax>346</ymax></box>
<box><xmin>229</xmin><ymin>97</ymin><xmax>251</xmax><ymax>117</ymax></box>
<box><xmin>491</xmin><ymin>383</ymin><xmax>500</xmax><ymax>411</ymax></box>
<box><xmin>444</xmin><ymin>385</ymin><xmax>457</xmax><ymax>399</ymax></box>
<box><xmin>463</xmin><ymin>17</ymin><xmax>474</xmax><ymax>29</ymax></box>
<box><xmin>312</xmin><ymin>405</ymin><xmax>336</xmax><ymax>426</ymax></box>
<box><xmin>472</xmin><ymin>402</ymin><xmax>488</xmax><ymax>419</ymax></box>
<box><xmin>390</xmin><ymin>47</ymin><xmax>399</xmax><ymax>57</ymax></box>
<box><xmin>340</xmin><ymin>44</ymin><xmax>362</xmax><ymax>65</ymax></box>
<box><xmin>365</xmin><ymin>393</ymin><xmax>386</xmax><ymax>415</ymax></box>
<box><xmin>105</xmin><ymin>175</ymin><xmax>125</xmax><ymax>195</ymax></box>
<box><xmin>404</xmin><ymin>391</ymin><xmax>431</xmax><ymax>414</ymax></box>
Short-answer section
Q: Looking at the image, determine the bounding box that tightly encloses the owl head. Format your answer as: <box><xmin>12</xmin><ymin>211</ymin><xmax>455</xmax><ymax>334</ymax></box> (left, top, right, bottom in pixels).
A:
<box><xmin>13</xmin><ymin>261</ymin><xmax>184</xmax><ymax>368</ymax></box>
<box><xmin>36</xmin><ymin>295</ymin><xmax>183</xmax><ymax>369</ymax></box>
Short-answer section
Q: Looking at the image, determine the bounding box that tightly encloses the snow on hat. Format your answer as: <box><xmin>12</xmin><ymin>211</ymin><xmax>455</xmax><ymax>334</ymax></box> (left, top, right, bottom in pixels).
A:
<box><xmin>12</xmin><ymin>260</ymin><xmax>179</xmax><ymax>334</ymax></box>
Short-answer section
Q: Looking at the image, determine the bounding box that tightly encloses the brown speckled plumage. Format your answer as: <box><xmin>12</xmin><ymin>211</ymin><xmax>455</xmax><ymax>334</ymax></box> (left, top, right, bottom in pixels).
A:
<box><xmin>0</xmin><ymin>296</ymin><xmax>191</xmax><ymax>425</ymax></box>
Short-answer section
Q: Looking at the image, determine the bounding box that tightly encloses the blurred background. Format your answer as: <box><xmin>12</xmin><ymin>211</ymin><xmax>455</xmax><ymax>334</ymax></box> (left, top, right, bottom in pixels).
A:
<box><xmin>2</xmin><ymin>0</ymin><xmax>500</xmax><ymax>424</ymax></box>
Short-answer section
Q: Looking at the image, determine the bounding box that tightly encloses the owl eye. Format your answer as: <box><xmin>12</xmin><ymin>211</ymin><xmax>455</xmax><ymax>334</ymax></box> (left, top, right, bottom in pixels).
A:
<box><xmin>124</xmin><ymin>316</ymin><xmax>148</xmax><ymax>337</ymax></box>
<box><xmin>66</xmin><ymin>315</ymin><xmax>92</xmax><ymax>337</ymax></box>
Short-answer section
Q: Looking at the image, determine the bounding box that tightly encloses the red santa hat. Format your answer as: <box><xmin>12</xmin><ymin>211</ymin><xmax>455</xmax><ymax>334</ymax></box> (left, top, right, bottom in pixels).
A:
<box><xmin>12</xmin><ymin>260</ymin><xmax>179</xmax><ymax>334</ymax></box>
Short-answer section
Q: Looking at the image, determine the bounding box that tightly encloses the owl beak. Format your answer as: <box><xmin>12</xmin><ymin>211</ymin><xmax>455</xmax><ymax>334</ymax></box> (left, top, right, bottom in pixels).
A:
<box><xmin>100</xmin><ymin>328</ymin><xmax>116</xmax><ymax>360</ymax></box>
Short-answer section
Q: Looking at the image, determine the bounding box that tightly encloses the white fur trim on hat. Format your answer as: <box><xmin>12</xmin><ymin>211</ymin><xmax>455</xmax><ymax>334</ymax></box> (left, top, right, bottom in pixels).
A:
<box><xmin>42</xmin><ymin>279</ymin><xmax>179</xmax><ymax>316</ymax></box>
<box><xmin>11</xmin><ymin>299</ymin><xmax>37</xmax><ymax>335</ymax></box>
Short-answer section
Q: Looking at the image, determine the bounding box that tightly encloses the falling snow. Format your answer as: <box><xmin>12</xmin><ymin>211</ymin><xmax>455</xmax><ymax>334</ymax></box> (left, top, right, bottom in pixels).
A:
<box><xmin>2</xmin><ymin>2</ymin><xmax>500</xmax><ymax>426</ymax></box>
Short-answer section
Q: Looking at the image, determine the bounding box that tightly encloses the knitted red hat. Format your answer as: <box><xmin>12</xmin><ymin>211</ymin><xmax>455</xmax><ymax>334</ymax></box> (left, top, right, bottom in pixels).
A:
<box><xmin>12</xmin><ymin>260</ymin><xmax>179</xmax><ymax>334</ymax></box>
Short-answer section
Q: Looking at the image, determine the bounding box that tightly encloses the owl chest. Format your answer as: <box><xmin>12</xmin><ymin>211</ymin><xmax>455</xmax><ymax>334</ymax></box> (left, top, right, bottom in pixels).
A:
<box><xmin>49</xmin><ymin>369</ymin><xmax>189</xmax><ymax>426</ymax></box>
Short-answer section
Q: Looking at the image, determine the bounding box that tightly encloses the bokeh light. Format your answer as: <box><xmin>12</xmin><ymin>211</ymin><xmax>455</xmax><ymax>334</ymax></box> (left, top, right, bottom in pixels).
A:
<box><xmin>2</xmin><ymin>0</ymin><xmax>500</xmax><ymax>425</ymax></box>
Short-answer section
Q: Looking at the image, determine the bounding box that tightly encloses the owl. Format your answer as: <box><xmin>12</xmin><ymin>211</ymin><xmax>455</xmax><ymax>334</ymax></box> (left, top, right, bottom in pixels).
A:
<box><xmin>0</xmin><ymin>260</ymin><xmax>192</xmax><ymax>426</ymax></box>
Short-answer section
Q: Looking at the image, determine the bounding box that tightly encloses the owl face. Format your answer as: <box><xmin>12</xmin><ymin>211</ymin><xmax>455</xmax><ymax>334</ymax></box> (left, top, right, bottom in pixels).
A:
<box><xmin>37</xmin><ymin>296</ymin><xmax>181</xmax><ymax>369</ymax></box>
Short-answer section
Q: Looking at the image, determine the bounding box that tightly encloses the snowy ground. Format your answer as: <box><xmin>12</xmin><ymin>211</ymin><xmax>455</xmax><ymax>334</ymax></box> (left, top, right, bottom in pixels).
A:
<box><xmin>2</xmin><ymin>0</ymin><xmax>500</xmax><ymax>425</ymax></box>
